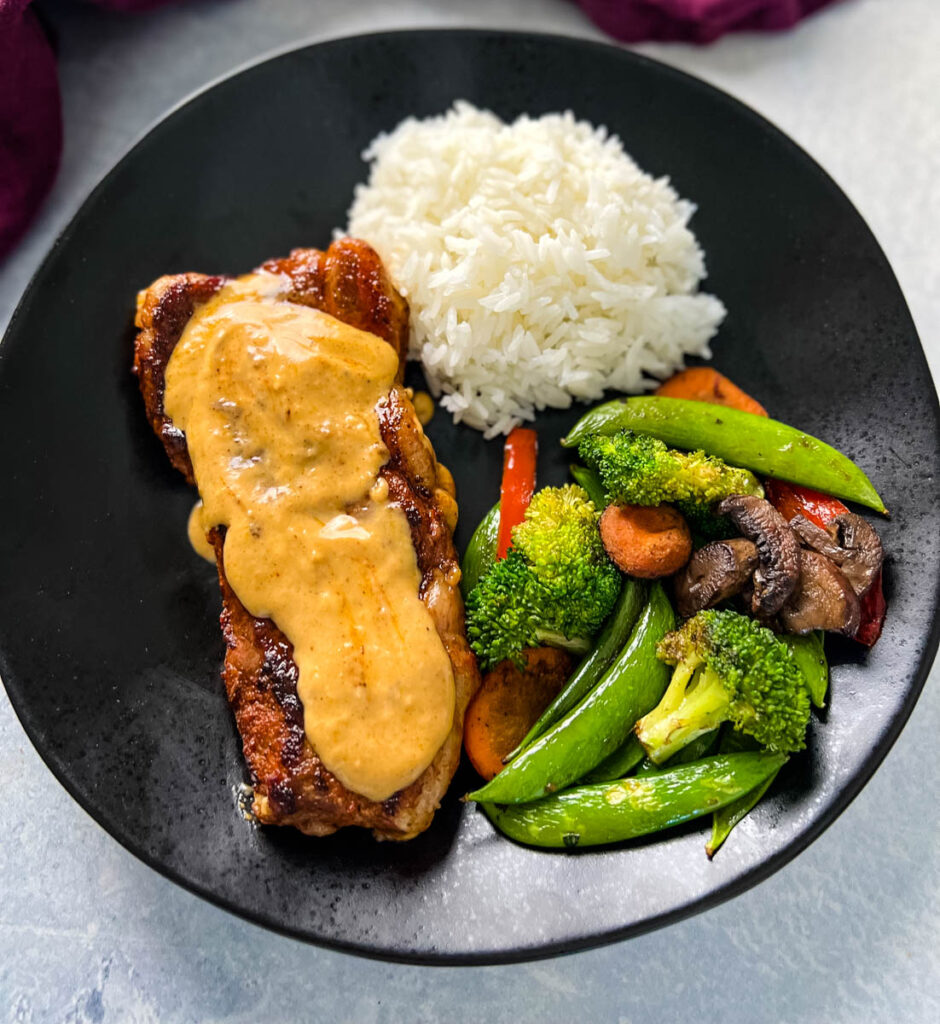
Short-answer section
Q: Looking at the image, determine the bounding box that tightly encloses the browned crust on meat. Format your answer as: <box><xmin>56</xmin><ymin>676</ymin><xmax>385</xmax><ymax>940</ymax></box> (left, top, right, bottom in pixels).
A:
<box><xmin>133</xmin><ymin>273</ymin><xmax>227</xmax><ymax>482</ymax></box>
<box><xmin>133</xmin><ymin>238</ymin><xmax>479</xmax><ymax>839</ymax></box>
<box><xmin>259</xmin><ymin>244</ymin><xmax>409</xmax><ymax>375</ymax></box>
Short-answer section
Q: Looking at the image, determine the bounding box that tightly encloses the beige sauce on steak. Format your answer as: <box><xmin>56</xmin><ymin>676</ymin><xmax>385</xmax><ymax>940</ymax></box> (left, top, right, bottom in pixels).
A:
<box><xmin>164</xmin><ymin>274</ymin><xmax>455</xmax><ymax>802</ymax></box>
<box><xmin>186</xmin><ymin>501</ymin><xmax>216</xmax><ymax>563</ymax></box>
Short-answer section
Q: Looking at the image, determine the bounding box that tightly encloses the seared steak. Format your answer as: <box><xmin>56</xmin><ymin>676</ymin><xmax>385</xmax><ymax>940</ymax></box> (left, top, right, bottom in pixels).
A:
<box><xmin>133</xmin><ymin>238</ymin><xmax>479</xmax><ymax>839</ymax></box>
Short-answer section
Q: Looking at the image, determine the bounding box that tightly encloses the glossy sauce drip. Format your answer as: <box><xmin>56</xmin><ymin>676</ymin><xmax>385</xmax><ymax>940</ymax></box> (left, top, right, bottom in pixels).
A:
<box><xmin>187</xmin><ymin>501</ymin><xmax>215</xmax><ymax>563</ymax></box>
<box><xmin>164</xmin><ymin>274</ymin><xmax>455</xmax><ymax>802</ymax></box>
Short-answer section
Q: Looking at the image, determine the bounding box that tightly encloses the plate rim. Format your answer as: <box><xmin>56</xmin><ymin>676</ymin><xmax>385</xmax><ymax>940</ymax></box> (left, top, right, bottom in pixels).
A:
<box><xmin>1</xmin><ymin>27</ymin><xmax>938</xmax><ymax>965</ymax></box>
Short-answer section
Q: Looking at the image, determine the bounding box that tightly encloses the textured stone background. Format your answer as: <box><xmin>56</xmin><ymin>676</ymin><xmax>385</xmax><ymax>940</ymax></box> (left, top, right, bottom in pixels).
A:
<box><xmin>1</xmin><ymin>0</ymin><xmax>937</xmax><ymax>1020</ymax></box>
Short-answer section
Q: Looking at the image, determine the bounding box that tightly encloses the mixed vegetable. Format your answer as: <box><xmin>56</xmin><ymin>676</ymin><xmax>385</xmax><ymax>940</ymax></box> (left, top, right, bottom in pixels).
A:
<box><xmin>465</xmin><ymin>484</ymin><xmax>621</xmax><ymax>669</ymax></box>
<box><xmin>460</xmin><ymin>368</ymin><xmax>887</xmax><ymax>855</ymax></box>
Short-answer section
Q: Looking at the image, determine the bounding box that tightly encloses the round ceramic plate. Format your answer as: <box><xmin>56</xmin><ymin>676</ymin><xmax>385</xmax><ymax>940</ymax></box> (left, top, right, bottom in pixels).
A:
<box><xmin>0</xmin><ymin>30</ymin><xmax>937</xmax><ymax>964</ymax></box>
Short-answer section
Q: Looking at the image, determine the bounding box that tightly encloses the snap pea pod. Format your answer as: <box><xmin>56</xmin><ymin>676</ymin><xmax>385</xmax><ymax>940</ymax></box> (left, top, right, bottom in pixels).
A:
<box><xmin>706</xmin><ymin>732</ymin><xmax>780</xmax><ymax>857</ymax></box>
<box><xmin>466</xmin><ymin>583</ymin><xmax>675</xmax><ymax>804</ymax></box>
<box><xmin>562</xmin><ymin>396</ymin><xmax>886</xmax><ymax>514</ymax></box>
<box><xmin>482</xmin><ymin>752</ymin><xmax>788</xmax><ymax>848</ymax></box>
<box><xmin>509</xmin><ymin>579</ymin><xmax>647</xmax><ymax>758</ymax></box>
<box><xmin>783</xmin><ymin>631</ymin><xmax>829</xmax><ymax>708</ymax></box>
<box><xmin>581</xmin><ymin>735</ymin><xmax>647</xmax><ymax>784</ymax></box>
<box><xmin>707</xmin><ymin>768</ymin><xmax>779</xmax><ymax>857</ymax></box>
<box><xmin>707</xmin><ymin>634</ymin><xmax>827</xmax><ymax>855</ymax></box>
<box><xmin>634</xmin><ymin>728</ymin><xmax>721</xmax><ymax>777</ymax></box>
<box><xmin>569</xmin><ymin>464</ymin><xmax>607</xmax><ymax>510</ymax></box>
<box><xmin>460</xmin><ymin>503</ymin><xmax>500</xmax><ymax>599</ymax></box>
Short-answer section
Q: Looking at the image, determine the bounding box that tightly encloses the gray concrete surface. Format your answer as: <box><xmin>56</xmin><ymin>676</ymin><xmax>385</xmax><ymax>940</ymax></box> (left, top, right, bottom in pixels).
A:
<box><xmin>1</xmin><ymin>0</ymin><xmax>937</xmax><ymax>1020</ymax></box>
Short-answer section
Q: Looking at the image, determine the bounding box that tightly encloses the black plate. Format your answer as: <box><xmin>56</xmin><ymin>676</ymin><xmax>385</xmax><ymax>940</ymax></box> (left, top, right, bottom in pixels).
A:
<box><xmin>0</xmin><ymin>30</ymin><xmax>937</xmax><ymax>964</ymax></box>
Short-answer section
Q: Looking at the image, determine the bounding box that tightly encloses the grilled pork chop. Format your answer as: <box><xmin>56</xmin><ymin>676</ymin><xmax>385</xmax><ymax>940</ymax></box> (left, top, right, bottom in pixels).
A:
<box><xmin>133</xmin><ymin>238</ymin><xmax>479</xmax><ymax>839</ymax></box>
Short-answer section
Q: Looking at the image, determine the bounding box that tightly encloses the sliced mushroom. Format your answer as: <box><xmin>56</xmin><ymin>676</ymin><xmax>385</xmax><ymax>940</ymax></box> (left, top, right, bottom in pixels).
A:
<box><xmin>675</xmin><ymin>539</ymin><xmax>759</xmax><ymax>618</ymax></box>
<box><xmin>779</xmin><ymin>549</ymin><xmax>861</xmax><ymax>636</ymax></box>
<box><xmin>830</xmin><ymin>513</ymin><xmax>884</xmax><ymax>597</ymax></box>
<box><xmin>790</xmin><ymin>512</ymin><xmax>883</xmax><ymax>598</ymax></box>
<box><xmin>718</xmin><ymin>495</ymin><xmax>802</xmax><ymax>617</ymax></box>
<box><xmin>789</xmin><ymin>515</ymin><xmax>844</xmax><ymax>560</ymax></box>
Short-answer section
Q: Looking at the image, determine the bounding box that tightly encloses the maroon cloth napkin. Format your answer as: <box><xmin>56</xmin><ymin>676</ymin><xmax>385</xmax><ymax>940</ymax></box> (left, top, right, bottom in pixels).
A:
<box><xmin>90</xmin><ymin>1</ymin><xmax>180</xmax><ymax>9</ymax></box>
<box><xmin>575</xmin><ymin>0</ymin><xmax>841</xmax><ymax>43</ymax></box>
<box><xmin>0</xmin><ymin>0</ymin><xmax>175</xmax><ymax>262</ymax></box>
<box><xmin>2</xmin><ymin>0</ymin><xmax>841</xmax><ymax>263</ymax></box>
<box><xmin>0</xmin><ymin>0</ymin><xmax>62</xmax><ymax>260</ymax></box>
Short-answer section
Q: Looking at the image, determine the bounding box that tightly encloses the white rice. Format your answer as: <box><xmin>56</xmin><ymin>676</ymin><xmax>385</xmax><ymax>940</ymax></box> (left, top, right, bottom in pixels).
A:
<box><xmin>345</xmin><ymin>101</ymin><xmax>725</xmax><ymax>437</ymax></box>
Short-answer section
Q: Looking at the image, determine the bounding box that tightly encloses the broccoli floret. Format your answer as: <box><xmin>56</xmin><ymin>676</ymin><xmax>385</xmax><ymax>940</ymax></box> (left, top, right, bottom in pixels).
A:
<box><xmin>512</xmin><ymin>484</ymin><xmax>612</xmax><ymax>624</ymax></box>
<box><xmin>635</xmin><ymin>609</ymin><xmax>810</xmax><ymax>763</ymax></box>
<box><xmin>675</xmin><ymin>500</ymin><xmax>736</xmax><ymax>543</ymax></box>
<box><xmin>578</xmin><ymin>429</ymin><xmax>763</xmax><ymax>509</ymax></box>
<box><xmin>466</xmin><ymin>485</ymin><xmax>621</xmax><ymax>670</ymax></box>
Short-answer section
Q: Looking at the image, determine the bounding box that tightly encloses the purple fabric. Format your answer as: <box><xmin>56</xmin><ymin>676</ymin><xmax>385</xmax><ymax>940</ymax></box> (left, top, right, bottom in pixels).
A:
<box><xmin>0</xmin><ymin>0</ymin><xmax>62</xmax><ymax>260</ymax></box>
<box><xmin>574</xmin><ymin>0</ymin><xmax>842</xmax><ymax>43</ymax></box>
<box><xmin>0</xmin><ymin>0</ymin><xmax>184</xmax><ymax>262</ymax></box>
<box><xmin>87</xmin><ymin>1</ymin><xmax>182</xmax><ymax>10</ymax></box>
<box><xmin>1</xmin><ymin>0</ymin><xmax>839</xmax><ymax>263</ymax></box>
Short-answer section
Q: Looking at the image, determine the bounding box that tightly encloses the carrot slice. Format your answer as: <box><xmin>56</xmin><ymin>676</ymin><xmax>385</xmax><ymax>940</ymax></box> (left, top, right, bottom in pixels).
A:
<box><xmin>599</xmin><ymin>503</ymin><xmax>692</xmax><ymax>579</ymax></box>
<box><xmin>656</xmin><ymin>367</ymin><xmax>768</xmax><ymax>417</ymax></box>
<box><xmin>463</xmin><ymin>648</ymin><xmax>573</xmax><ymax>780</ymax></box>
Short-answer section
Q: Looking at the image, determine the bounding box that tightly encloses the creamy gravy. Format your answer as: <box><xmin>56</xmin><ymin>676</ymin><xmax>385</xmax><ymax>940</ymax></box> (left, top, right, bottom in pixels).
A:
<box><xmin>187</xmin><ymin>501</ymin><xmax>216</xmax><ymax>563</ymax></box>
<box><xmin>164</xmin><ymin>274</ymin><xmax>455</xmax><ymax>802</ymax></box>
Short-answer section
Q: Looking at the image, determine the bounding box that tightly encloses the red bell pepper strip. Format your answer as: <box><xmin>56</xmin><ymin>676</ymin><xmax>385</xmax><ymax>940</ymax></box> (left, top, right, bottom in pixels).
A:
<box><xmin>764</xmin><ymin>479</ymin><xmax>886</xmax><ymax>647</ymax></box>
<box><xmin>496</xmin><ymin>427</ymin><xmax>538</xmax><ymax>559</ymax></box>
<box><xmin>763</xmin><ymin>480</ymin><xmax>848</xmax><ymax>529</ymax></box>
<box><xmin>855</xmin><ymin>578</ymin><xmax>887</xmax><ymax>648</ymax></box>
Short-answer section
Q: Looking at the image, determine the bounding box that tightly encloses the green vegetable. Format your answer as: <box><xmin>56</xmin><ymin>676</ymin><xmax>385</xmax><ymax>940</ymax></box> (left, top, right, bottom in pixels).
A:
<box><xmin>783</xmin><ymin>631</ymin><xmax>829</xmax><ymax>708</ymax></box>
<box><xmin>676</xmin><ymin>500</ymin><xmax>736</xmax><ymax>543</ymax></box>
<box><xmin>563</xmin><ymin>396</ymin><xmax>886</xmax><ymax>514</ymax></box>
<box><xmin>581</xmin><ymin>735</ymin><xmax>646</xmax><ymax>784</ymax></box>
<box><xmin>707</xmin><ymin>635</ymin><xmax>827</xmax><ymax>855</ymax></box>
<box><xmin>465</xmin><ymin>485</ymin><xmax>621</xmax><ymax>670</ymax></box>
<box><xmin>579</xmin><ymin>429</ymin><xmax>763</xmax><ymax>510</ymax></box>
<box><xmin>706</xmin><ymin>731</ymin><xmax>780</xmax><ymax>857</ymax></box>
<box><xmin>635</xmin><ymin>609</ymin><xmax>811</xmax><ymax>764</ymax></box>
<box><xmin>482</xmin><ymin>752</ymin><xmax>788</xmax><ymax>848</ymax></box>
<box><xmin>509</xmin><ymin>579</ymin><xmax>647</xmax><ymax>759</ymax></box>
<box><xmin>460</xmin><ymin>503</ymin><xmax>500</xmax><ymax>599</ymax></box>
<box><xmin>466</xmin><ymin>583</ymin><xmax>675</xmax><ymax>804</ymax></box>
<box><xmin>633</xmin><ymin>728</ymin><xmax>720</xmax><ymax>777</ymax></box>
<box><xmin>574</xmin><ymin>451</ymin><xmax>734</xmax><ymax>542</ymax></box>
<box><xmin>707</xmin><ymin>773</ymin><xmax>778</xmax><ymax>857</ymax></box>
<box><xmin>569</xmin><ymin>464</ymin><xmax>607</xmax><ymax>509</ymax></box>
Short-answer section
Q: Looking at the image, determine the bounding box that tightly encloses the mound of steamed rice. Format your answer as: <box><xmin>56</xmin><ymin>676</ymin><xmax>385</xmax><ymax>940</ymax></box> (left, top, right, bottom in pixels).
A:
<box><xmin>345</xmin><ymin>101</ymin><xmax>725</xmax><ymax>437</ymax></box>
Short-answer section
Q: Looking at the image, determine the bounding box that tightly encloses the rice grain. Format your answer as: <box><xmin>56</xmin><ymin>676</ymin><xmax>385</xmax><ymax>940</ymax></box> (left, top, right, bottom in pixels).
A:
<box><xmin>345</xmin><ymin>101</ymin><xmax>725</xmax><ymax>437</ymax></box>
